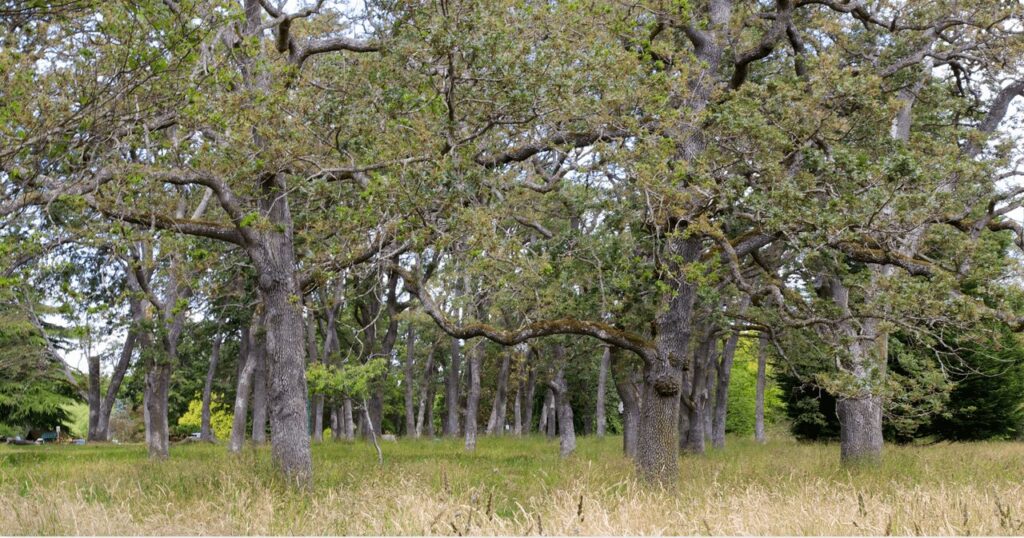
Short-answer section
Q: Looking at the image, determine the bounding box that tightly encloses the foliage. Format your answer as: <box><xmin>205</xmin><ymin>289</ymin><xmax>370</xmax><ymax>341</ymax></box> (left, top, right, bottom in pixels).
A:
<box><xmin>175</xmin><ymin>396</ymin><xmax>233</xmax><ymax>441</ymax></box>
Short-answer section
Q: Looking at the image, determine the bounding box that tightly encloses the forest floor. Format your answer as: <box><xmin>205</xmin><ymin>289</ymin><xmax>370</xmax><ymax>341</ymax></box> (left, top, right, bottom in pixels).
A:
<box><xmin>2</xmin><ymin>434</ymin><xmax>1024</xmax><ymax>535</ymax></box>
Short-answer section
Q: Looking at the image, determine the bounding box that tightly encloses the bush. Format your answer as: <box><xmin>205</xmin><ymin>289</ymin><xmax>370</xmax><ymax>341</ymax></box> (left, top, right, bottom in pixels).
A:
<box><xmin>176</xmin><ymin>395</ymin><xmax>233</xmax><ymax>440</ymax></box>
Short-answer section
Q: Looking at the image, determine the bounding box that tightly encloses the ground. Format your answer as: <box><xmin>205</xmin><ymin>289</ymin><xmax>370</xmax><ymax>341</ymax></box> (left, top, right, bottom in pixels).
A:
<box><xmin>2</xmin><ymin>435</ymin><xmax>1024</xmax><ymax>535</ymax></box>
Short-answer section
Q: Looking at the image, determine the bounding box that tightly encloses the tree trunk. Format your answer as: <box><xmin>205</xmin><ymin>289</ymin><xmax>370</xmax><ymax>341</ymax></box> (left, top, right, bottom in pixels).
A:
<box><xmin>257</xmin><ymin>270</ymin><xmax>314</xmax><ymax>484</ymax></box>
<box><xmin>542</xmin><ymin>387</ymin><xmax>556</xmax><ymax>438</ymax></box>
<box><xmin>305</xmin><ymin>306</ymin><xmax>324</xmax><ymax>443</ymax></box>
<box><xmin>229</xmin><ymin>325</ymin><xmax>256</xmax><ymax>453</ymax></box>
<box><xmin>404</xmin><ymin>325</ymin><xmax>416</xmax><ymax>436</ymax></box>
<box><xmin>464</xmin><ymin>341</ymin><xmax>483</xmax><ymax>450</ymax></box>
<box><xmin>487</xmin><ymin>351</ymin><xmax>511</xmax><ymax>435</ymax></box>
<box><xmin>611</xmin><ymin>347</ymin><xmax>641</xmax><ymax>458</ymax></box>
<box><xmin>416</xmin><ymin>345</ymin><xmax>436</xmax><ymax>437</ymax></box>
<box><xmin>144</xmin><ymin>361</ymin><xmax>172</xmax><ymax>459</ymax></box>
<box><xmin>444</xmin><ymin>337</ymin><xmax>462</xmax><ymax>436</ymax></box>
<box><xmin>755</xmin><ymin>334</ymin><xmax>767</xmax><ymax>443</ymax></box>
<box><xmin>251</xmin><ymin>325</ymin><xmax>269</xmax><ymax>444</ymax></box>
<box><xmin>595</xmin><ymin>346</ymin><xmax>610</xmax><ymax>438</ymax></box>
<box><xmin>86</xmin><ymin>350</ymin><xmax>102</xmax><ymax>441</ymax></box>
<box><xmin>95</xmin><ymin>329</ymin><xmax>136</xmax><ymax>441</ymax></box>
<box><xmin>523</xmin><ymin>364</ymin><xmax>536</xmax><ymax>434</ymax></box>
<box><xmin>513</xmin><ymin>383</ymin><xmax>522</xmax><ymax>436</ymax></box>
<box><xmin>838</xmin><ymin>396</ymin><xmax>883</xmax><ymax>462</ymax></box>
<box><xmin>634</xmin><ymin>236</ymin><xmax>700</xmax><ymax>483</ymax></box>
<box><xmin>549</xmin><ymin>369</ymin><xmax>575</xmax><ymax>458</ymax></box>
<box><xmin>342</xmin><ymin>397</ymin><xmax>355</xmax><ymax>440</ymax></box>
<box><xmin>200</xmin><ymin>333</ymin><xmax>223</xmax><ymax>442</ymax></box>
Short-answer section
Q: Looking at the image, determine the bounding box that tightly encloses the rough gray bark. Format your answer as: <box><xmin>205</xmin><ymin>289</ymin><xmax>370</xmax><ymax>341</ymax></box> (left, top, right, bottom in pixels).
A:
<box><xmin>838</xmin><ymin>396</ymin><xmax>883</xmax><ymax>462</ymax></box>
<box><xmin>144</xmin><ymin>362</ymin><xmax>172</xmax><ymax>459</ymax></box>
<box><xmin>404</xmin><ymin>324</ymin><xmax>416</xmax><ymax>436</ymax></box>
<box><xmin>635</xmin><ymin>237</ymin><xmax>701</xmax><ymax>483</ymax></box>
<box><xmin>611</xmin><ymin>347</ymin><xmax>641</xmax><ymax>458</ymax></box>
<box><xmin>415</xmin><ymin>345</ymin><xmax>436</xmax><ymax>437</ymax></box>
<box><xmin>229</xmin><ymin>325</ymin><xmax>256</xmax><ymax>453</ymax></box>
<box><xmin>342</xmin><ymin>397</ymin><xmax>355</xmax><ymax>440</ymax></box>
<box><xmin>464</xmin><ymin>341</ymin><xmax>483</xmax><ymax>450</ymax></box>
<box><xmin>251</xmin><ymin>326</ymin><xmax>269</xmax><ymax>444</ymax></box>
<box><xmin>711</xmin><ymin>324</ymin><xmax>742</xmax><ymax>449</ymax></box>
<box><xmin>755</xmin><ymin>334</ymin><xmax>767</xmax><ymax>443</ymax></box>
<box><xmin>486</xmin><ymin>351</ymin><xmax>511</xmax><ymax>435</ymax></box>
<box><xmin>595</xmin><ymin>346</ymin><xmax>610</xmax><ymax>438</ymax></box>
<box><xmin>444</xmin><ymin>337</ymin><xmax>462</xmax><ymax>436</ymax></box>
<box><xmin>680</xmin><ymin>331</ymin><xmax>715</xmax><ymax>456</ymax></box>
<box><xmin>200</xmin><ymin>333</ymin><xmax>223</xmax><ymax>441</ymax></box>
<box><xmin>548</xmin><ymin>368</ymin><xmax>576</xmax><ymax>458</ymax></box>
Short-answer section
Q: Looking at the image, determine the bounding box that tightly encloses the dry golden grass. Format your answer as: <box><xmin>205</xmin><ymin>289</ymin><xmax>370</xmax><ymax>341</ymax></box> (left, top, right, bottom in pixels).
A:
<box><xmin>3</xmin><ymin>435</ymin><xmax>1024</xmax><ymax>535</ymax></box>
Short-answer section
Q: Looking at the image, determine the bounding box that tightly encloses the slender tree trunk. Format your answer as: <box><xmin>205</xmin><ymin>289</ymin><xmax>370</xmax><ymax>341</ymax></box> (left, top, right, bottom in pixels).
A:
<box><xmin>342</xmin><ymin>397</ymin><xmax>355</xmax><ymax>440</ymax></box>
<box><xmin>464</xmin><ymin>341</ymin><xmax>483</xmax><ymax>450</ymax></box>
<box><xmin>611</xmin><ymin>347</ymin><xmax>641</xmax><ymax>458</ymax></box>
<box><xmin>542</xmin><ymin>388</ymin><xmax>556</xmax><ymax>438</ymax></box>
<box><xmin>404</xmin><ymin>325</ymin><xmax>416</xmax><ymax>436</ymax></box>
<box><xmin>86</xmin><ymin>351</ymin><xmax>101</xmax><ymax>441</ymax></box>
<box><xmin>711</xmin><ymin>327</ymin><xmax>742</xmax><ymax>449</ymax></box>
<box><xmin>251</xmin><ymin>325</ymin><xmax>269</xmax><ymax>444</ymax></box>
<box><xmin>596</xmin><ymin>346</ymin><xmax>610</xmax><ymax>438</ymax></box>
<box><xmin>305</xmin><ymin>306</ymin><xmax>324</xmax><ymax>443</ymax></box>
<box><xmin>755</xmin><ymin>334</ymin><xmax>767</xmax><ymax>443</ymax></box>
<box><xmin>444</xmin><ymin>337</ymin><xmax>462</xmax><ymax>436</ymax></box>
<box><xmin>96</xmin><ymin>330</ymin><xmax>136</xmax><ymax>441</ymax></box>
<box><xmin>416</xmin><ymin>346</ymin><xmax>436</xmax><ymax>437</ymax></box>
<box><xmin>523</xmin><ymin>364</ymin><xmax>536</xmax><ymax>434</ymax></box>
<box><xmin>199</xmin><ymin>333</ymin><xmax>223</xmax><ymax>442</ymax></box>
<box><xmin>229</xmin><ymin>325</ymin><xmax>256</xmax><ymax>453</ymax></box>
<box><xmin>487</xmin><ymin>352</ymin><xmax>511</xmax><ymax>435</ymax></box>
<box><xmin>513</xmin><ymin>383</ymin><xmax>522</xmax><ymax>436</ymax></box>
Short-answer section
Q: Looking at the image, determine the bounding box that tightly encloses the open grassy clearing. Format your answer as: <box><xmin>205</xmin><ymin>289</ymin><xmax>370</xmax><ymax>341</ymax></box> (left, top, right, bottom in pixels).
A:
<box><xmin>3</xmin><ymin>435</ymin><xmax>1024</xmax><ymax>535</ymax></box>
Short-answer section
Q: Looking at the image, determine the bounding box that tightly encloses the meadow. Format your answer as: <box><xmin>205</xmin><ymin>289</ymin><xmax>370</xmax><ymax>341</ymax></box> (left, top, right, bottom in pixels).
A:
<box><xmin>2</xmin><ymin>435</ymin><xmax>1024</xmax><ymax>535</ymax></box>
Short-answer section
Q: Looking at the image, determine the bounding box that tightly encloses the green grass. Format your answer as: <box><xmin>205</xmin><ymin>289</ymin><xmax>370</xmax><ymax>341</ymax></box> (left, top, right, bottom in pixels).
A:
<box><xmin>3</xmin><ymin>435</ymin><xmax>1024</xmax><ymax>534</ymax></box>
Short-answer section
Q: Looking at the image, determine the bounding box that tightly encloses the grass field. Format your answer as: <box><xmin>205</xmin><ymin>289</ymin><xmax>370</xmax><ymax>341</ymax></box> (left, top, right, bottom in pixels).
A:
<box><xmin>3</xmin><ymin>435</ymin><xmax>1024</xmax><ymax>535</ymax></box>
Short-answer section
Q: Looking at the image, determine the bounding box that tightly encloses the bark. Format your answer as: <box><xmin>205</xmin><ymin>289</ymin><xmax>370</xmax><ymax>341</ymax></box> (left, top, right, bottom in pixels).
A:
<box><xmin>200</xmin><ymin>333</ymin><xmax>223</xmax><ymax>441</ymax></box>
<box><xmin>541</xmin><ymin>387</ymin><xmax>556</xmax><ymax>438</ymax></box>
<box><xmin>144</xmin><ymin>361</ymin><xmax>172</xmax><ymax>459</ymax></box>
<box><xmin>513</xmin><ymin>383</ymin><xmax>522</xmax><ymax>436</ymax></box>
<box><xmin>486</xmin><ymin>351</ymin><xmax>511</xmax><ymax>435</ymax></box>
<box><xmin>548</xmin><ymin>368</ymin><xmax>576</xmax><ymax>458</ymax></box>
<box><xmin>755</xmin><ymin>333</ymin><xmax>767</xmax><ymax>443</ymax></box>
<box><xmin>595</xmin><ymin>346</ymin><xmax>610</xmax><ymax>438</ymax></box>
<box><xmin>86</xmin><ymin>350</ymin><xmax>101</xmax><ymax>441</ymax></box>
<box><xmin>711</xmin><ymin>329</ymin><xmax>739</xmax><ymax>449</ymax></box>
<box><xmin>523</xmin><ymin>364</ymin><xmax>536</xmax><ymax>433</ymax></box>
<box><xmin>464</xmin><ymin>341</ymin><xmax>483</xmax><ymax>450</ymax></box>
<box><xmin>611</xmin><ymin>347</ymin><xmax>641</xmax><ymax>458</ymax></box>
<box><xmin>342</xmin><ymin>397</ymin><xmax>355</xmax><ymax>440</ymax></box>
<box><xmin>415</xmin><ymin>345</ymin><xmax>436</xmax><ymax>437</ymax></box>
<box><xmin>251</xmin><ymin>328</ymin><xmax>269</xmax><ymax>444</ymax></box>
<box><xmin>229</xmin><ymin>325</ymin><xmax>256</xmax><ymax>453</ymax></box>
<box><xmin>838</xmin><ymin>396</ymin><xmax>883</xmax><ymax>462</ymax></box>
<box><xmin>93</xmin><ymin>330</ymin><xmax>136</xmax><ymax>441</ymax></box>
<box><xmin>330</xmin><ymin>406</ymin><xmax>340</xmax><ymax>441</ymax></box>
<box><xmin>635</xmin><ymin>236</ymin><xmax>701</xmax><ymax>483</ymax></box>
<box><xmin>306</xmin><ymin>305</ymin><xmax>323</xmax><ymax>442</ymax></box>
<box><xmin>404</xmin><ymin>325</ymin><xmax>416</xmax><ymax>436</ymax></box>
<box><xmin>680</xmin><ymin>331</ymin><xmax>715</xmax><ymax>456</ymax></box>
<box><xmin>444</xmin><ymin>337</ymin><xmax>462</xmax><ymax>436</ymax></box>
<box><xmin>257</xmin><ymin>271</ymin><xmax>314</xmax><ymax>484</ymax></box>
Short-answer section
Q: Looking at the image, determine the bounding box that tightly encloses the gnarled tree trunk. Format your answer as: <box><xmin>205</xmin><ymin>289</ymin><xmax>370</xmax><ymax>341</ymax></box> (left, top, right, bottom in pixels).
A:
<box><xmin>548</xmin><ymin>368</ymin><xmax>575</xmax><ymax>458</ymax></box>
